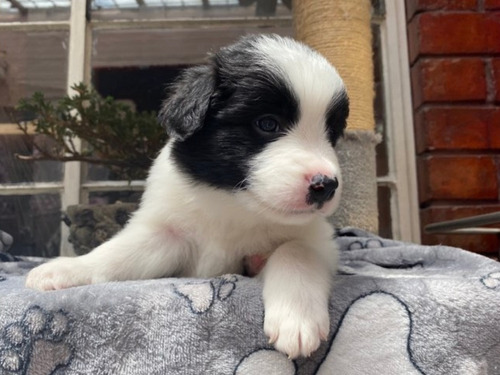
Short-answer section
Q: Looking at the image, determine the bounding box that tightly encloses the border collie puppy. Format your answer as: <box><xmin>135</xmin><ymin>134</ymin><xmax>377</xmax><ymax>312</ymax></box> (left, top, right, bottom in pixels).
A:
<box><xmin>26</xmin><ymin>34</ymin><xmax>349</xmax><ymax>358</ymax></box>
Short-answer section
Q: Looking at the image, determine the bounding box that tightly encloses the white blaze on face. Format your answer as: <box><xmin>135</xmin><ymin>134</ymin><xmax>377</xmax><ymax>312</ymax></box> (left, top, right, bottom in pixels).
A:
<box><xmin>244</xmin><ymin>36</ymin><xmax>346</xmax><ymax>223</ymax></box>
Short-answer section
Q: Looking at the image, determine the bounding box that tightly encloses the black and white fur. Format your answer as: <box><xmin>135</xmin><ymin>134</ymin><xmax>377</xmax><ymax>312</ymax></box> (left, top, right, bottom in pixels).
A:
<box><xmin>26</xmin><ymin>34</ymin><xmax>349</xmax><ymax>358</ymax></box>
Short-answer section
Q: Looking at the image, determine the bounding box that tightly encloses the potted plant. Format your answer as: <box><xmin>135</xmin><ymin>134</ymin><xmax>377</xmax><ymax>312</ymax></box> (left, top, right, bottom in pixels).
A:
<box><xmin>15</xmin><ymin>83</ymin><xmax>167</xmax><ymax>254</ymax></box>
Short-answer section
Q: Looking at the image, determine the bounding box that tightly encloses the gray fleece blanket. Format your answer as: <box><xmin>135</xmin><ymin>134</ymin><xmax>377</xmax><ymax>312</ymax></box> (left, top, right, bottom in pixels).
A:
<box><xmin>1</xmin><ymin>228</ymin><xmax>500</xmax><ymax>375</ymax></box>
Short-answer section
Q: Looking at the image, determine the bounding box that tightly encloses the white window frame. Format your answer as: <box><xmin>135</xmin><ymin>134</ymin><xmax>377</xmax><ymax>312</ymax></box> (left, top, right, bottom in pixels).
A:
<box><xmin>375</xmin><ymin>0</ymin><xmax>421</xmax><ymax>243</ymax></box>
<box><xmin>0</xmin><ymin>0</ymin><xmax>420</xmax><ymax>255</ymax></box>
<box><xmin>60</xmin><ymin>0</ymin><xmax>87</xmax><ymax>256</ymax></box>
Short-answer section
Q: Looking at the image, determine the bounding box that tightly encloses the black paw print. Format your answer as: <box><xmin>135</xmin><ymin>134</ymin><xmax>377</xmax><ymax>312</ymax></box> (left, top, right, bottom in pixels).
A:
<box><xmin>175</xmin><ymin>275</ymin><xmax>238</xmax><ymax>314</ymax></box>
<box><xmin>348</xmin><ymin>239</ymin><xmax>384</xmax><ymax>250</ymax></box>
<box><xmin>481</xmin><ymin>272</ymin><xmax>500</xmax><ymax>289</ymax></box>
<box><xmin>0</xmin><ymin>306</ymin><xmax>73</xmax><ymax>375</ymax></box>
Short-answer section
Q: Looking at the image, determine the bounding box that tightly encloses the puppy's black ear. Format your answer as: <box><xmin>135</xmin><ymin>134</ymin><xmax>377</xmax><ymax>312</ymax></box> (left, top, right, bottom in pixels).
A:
<box><xmin>159</xmin><ymin>65</ymin><xmax>215</xmax><ymax>141</ymax></box>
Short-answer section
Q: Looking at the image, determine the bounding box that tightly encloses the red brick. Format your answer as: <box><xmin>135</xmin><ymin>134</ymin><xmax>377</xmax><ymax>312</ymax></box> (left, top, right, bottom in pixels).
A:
<box><xmin>405</xmin><ymin>0</ymin><xmax>477</xmax><ymax>19</ymax></box>
<box><xmin>493</xmin><ymin>59</ymin><xmax>500</xmax><ymax>103</ymax></box>
<box><xmin>415</xmin><ymin>106</ymin><xmax>500</xmax><ymax>152</ymax></box>
<box><xmin>485</xmin><ymin>0</ymin><xmax>500</xmax><ymax>10</ymax></box>
<box><xmin>420</xmin><ymin>205</ymin><xmax>500</xmax><ymax>256</ymax></box>
<box><xmin>411</xmin><ymin>58</ymin><xmax>487</xmax><ymax>107</ymax></box>
<box><xmin>418</xmin><ymin>155</ymin><xmax>498</xmax><ymax>202</ymax></box>
<box><xmin>413</xmin><ymin>13</ymin><xmax>500</xmax><ymax>56</ymax></box>
<box><xmin>492</xmin><ymin>115</ymin><xmax>500</xmax><ymax>148</ymax></box>
<box><xmin>407</xmin><ymin>16</ymin><xmax>420</xmax><ymax>64</ymax></box>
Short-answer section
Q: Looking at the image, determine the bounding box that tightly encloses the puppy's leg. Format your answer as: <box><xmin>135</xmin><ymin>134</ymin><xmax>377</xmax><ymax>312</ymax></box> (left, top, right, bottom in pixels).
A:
<box><xmin>262</xmin><ymin>238</ymin><xmax>337</xmax><ymax>359</ymax></box>
<box><xmin>25</xmin><ymin>222</ymin><xmax>189</xmax><ymax>291</ymax></box>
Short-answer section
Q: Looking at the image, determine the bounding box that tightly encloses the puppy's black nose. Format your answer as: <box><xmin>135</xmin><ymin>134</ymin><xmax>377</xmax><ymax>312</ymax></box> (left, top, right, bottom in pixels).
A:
<box><xmin>306</xmin><ymin>174</ymin><xmax>339</xmax><ymax>209</ymax></box>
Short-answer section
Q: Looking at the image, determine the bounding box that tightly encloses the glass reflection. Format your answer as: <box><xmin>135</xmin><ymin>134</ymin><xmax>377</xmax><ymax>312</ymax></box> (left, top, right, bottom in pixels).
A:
<box><xmin>0</xmin><ymin>0</ymin><xmax>71</xmax><ymax>22</ymax></box>
<box><xmin>90</xmin><ymin>0</ymin><xmax>292</xmax><ymax>20</ymax></box>
<box><xmin>0</xmin><ymin>194</ymin><xmax>61</xmax><ymax>257</ymax></box>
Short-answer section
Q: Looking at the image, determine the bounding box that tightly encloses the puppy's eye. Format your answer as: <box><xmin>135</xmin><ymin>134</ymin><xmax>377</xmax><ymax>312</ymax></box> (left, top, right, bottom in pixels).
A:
<box><xmin>255</xmin><ymin>116</ymin><xmax>280</xmax><ymax>133</ymax></box>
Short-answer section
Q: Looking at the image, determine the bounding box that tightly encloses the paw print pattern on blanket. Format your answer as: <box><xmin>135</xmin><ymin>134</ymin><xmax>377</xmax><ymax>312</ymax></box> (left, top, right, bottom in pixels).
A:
<box><xmin>315</xmin><ymin>292</ymin><xmax>424</xmax><ymax>375</ymax></box>
<box><xmin>174</xmin><ymin>275</ymin><xmax>238</xmax><ymax>314</ymax></box>
<box><xmin>347</xmin><ymin>239</ymin><xmax>383</xmax><ymax>250</ymax></box>
<box><xmin>235</xmin><ymin>292</ymin><xmax>424</xmax><ymax>375</ymax></box>
<box><xmin>480</xmin><ymin>272</ymin><xmax>500</xmax><ymax>289</ymax></box>
<box><xmin>0</xmin><ymin>305</ymin><xmax>73</xmax><ymax>375</ymax></box>
<box><xmin>234</xmin><ymin>348</ymin><xmax>296</xmax><ymax>375</ymax></box>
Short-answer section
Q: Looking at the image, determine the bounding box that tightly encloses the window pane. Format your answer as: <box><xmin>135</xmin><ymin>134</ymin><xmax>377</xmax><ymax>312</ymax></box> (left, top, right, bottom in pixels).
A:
<box><xmin>0</xmin><ymin>0</ymin><xmax>70</xmax><ymax>22</ymax></box>
<box><xmin>91</xmin><ymin>27</ymin><xmax>292</xmax><ymax>68</ymax></box>
<box><xmin>0</xmin><ymin>29</ymin><xmax>68</xmax><ymax>182</ymax></box>
<box><xmin>0</xmin><ymin>133</ymin><xmax>63</xmax><ymax>183</ymax></box>
<box><xmin>377</xmin><ymin>186</ymin><xmax>393</xmax><ymax>239</ymax></box>
<box><xmin>84</xmin><ymin>65</ymin><xmax>182</xmax><ymax>182</ymax></box>
<box><xmin>90</xmin><ymin>0</ymin><xmax>292</xmax><ymax>21</ymax></box>
<box><xmin>88</xmin><ymin>190</ymin><xmax>142</xmax><ymax>205</ymax></box>
<box><xmin>0</xmin><ymin>194</ymin><xmax>61</xmax><ymax>257</ymax></box>
<box><xmin>84</xmin><ymin>163</ymin><xmax>122</xmax><ymax>182</ymax></box>
<box><xmin>372</xmin><ymin>23</ymin><xmax>392</xmax><ymax>238</ymax></box>
<box><xmin>372</xmin><ymin>24</ymin><xmax>389</xmax><ymax>178</ymax></box>
<box><xmin>0</xmin><ymin>30</ymin><xmax>69</xmax><ymax>106</ymax></box>
<box><xmin>0</xmin><ymin>30</ymin><xmax>68</xmax><ymax>116</ymax></box>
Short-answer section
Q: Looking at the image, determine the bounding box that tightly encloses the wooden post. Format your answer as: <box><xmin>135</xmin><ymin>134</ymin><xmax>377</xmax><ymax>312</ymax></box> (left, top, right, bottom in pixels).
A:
<box><xmin>293</xmin><ymin>0</ymin><xmax>379</xmax><ymax>232</ymax></box>
<box><xmin>293</xmin><ymin>0</ymin><xmax>374</xmax><ymax>132</ymax></box>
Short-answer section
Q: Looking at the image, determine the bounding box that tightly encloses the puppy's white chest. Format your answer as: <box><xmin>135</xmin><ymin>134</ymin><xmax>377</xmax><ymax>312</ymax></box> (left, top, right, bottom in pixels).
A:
<box><xmin>190</xmin><ymin>225</ymin><xmax>283</xmax><ymax>278</ymax></box>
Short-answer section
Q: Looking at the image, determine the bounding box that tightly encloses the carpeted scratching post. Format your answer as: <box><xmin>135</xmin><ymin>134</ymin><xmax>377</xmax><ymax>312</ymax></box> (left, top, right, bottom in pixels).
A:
<box><xmin>293</xmin><ymin>0</ymin><xmax>379</xmax><ymax>233</ymax></box>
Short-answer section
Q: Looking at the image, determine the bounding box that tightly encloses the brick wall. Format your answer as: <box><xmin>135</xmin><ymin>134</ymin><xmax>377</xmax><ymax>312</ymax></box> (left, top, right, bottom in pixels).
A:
<box><xmin>406</xmin><ymin>0</ymin><xmax>500</xmax><ymax>257</ymax></box>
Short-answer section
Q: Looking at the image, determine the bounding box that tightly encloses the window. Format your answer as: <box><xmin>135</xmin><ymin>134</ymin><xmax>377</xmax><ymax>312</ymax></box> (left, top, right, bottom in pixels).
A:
<box><xmin>0</xmin><ymin>0</ymin><xmax>419</xmax><ymax>257</ymax></box>
<box><xmin>374</xmin><ymin>0</ymin><xmax>420</xmax><ymax>242</ymax></box>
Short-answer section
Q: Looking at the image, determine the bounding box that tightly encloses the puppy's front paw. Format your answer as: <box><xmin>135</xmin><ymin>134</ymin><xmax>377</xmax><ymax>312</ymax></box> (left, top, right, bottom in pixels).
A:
<box><xmin>264</xmin><ymin>302</ymin><xmax>329</xmax><ymax>359</ymax></box>
<box><xmin>25</xmin><ymin>257</ymin><xmax>91</xmax><ymax>291</ymax></box>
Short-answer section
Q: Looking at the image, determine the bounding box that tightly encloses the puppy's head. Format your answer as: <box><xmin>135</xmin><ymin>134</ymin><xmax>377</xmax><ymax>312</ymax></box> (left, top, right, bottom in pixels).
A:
<box><xmin>159</xmin><ymin>34</ymin><xmax>349</xmax><ymax>225</ymax></box>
